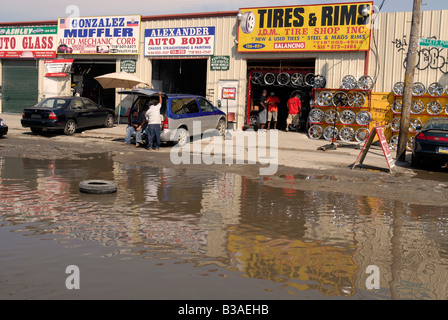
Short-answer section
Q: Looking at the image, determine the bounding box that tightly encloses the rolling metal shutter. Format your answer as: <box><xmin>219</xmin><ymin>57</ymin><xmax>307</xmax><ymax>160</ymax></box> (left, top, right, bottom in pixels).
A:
<box><xmin>2</xmin><ymin>60</ymin><xmax>38</xmax><ymax>113</ymax></box>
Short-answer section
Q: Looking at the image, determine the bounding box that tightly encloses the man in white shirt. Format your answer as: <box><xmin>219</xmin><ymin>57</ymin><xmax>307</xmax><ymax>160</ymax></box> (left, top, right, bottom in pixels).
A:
<box><xmin>145</xmin><ymin>91</ymin><xmax>163</xmax><ymax>151</ymax></box>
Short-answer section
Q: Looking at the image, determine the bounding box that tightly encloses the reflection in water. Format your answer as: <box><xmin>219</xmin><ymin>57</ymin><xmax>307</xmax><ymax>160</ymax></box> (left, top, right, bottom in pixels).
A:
<box><xmin>1</xmin><ymin>155</ymin><xmax>448</xmax><ymax>299</ymax></box>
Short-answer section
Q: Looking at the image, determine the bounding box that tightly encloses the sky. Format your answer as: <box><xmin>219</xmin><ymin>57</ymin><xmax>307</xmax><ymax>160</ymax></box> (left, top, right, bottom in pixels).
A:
<box><xmin>1</xmin><ymin>0</ymin><xmax>448</xmax><ymax>23</ymax></box>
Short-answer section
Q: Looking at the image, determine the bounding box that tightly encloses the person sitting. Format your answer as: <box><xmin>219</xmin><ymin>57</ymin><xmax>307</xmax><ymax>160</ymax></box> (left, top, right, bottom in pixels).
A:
<box><xmin>125</xmin><ymin>108</ymin><xmax>146</xmax><ymax>146</ymax></box>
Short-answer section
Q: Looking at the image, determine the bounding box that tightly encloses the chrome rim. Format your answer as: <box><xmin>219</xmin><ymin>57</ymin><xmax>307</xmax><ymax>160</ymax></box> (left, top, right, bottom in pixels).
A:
<box><xmin>341</xmin><ymin>75</ymin><xmax>357</xmax><ymax>90</ymax></box>
<box><xmin>393</xmin><ymin>82</ymin><xmax>404</xmax><ymax>95</ymax></box>
<box><xmin>412</xmin><ymin>82</ymin><xmax>426</xmax><ymax>96</ymax></box>
<box><xmin>314</xmin><ymin>75</ymin><xmax>326</xmax><ymax>88</ymax></box>
<box><xmin>332</xmin><ymin>91</ymin><xmax>349</xmax><ymax>106</ymax></box>
<box><xmin>355</xmin><ymin>111</ymin><xmax>372</xmax><ymax>125</ymax></box>
<box><xmin>427</xmin><ymin>101</ymin><xmax>443</xmax><ymax>115</ymax></box>
<box><xmin>308</xmin><ymin>125</ymin><xmax>323</xmax><ymax>139</ymax></box>
<box><xmin>264</xmin><ymin>72</ymin><xmax>276</xmax><ymax>85</ymax></box>
<box><xmin>428</xmin><ymin>82</ymin><xmax>444</xmax><ymax>96</ymax></box>
<box><xmin>323</xmin><ymin>126</ymin><xmax>339</xmax><ymax>141</ymax></box>
<box><xmin>358</xmin><ymin>75</ymin><xmax>374</xmax><ymax>90</ymax></box>
<box><xmin>409</xmin><ymin>118</ymin><xmax>422</xmax><ymax>133</ymax></box>
<box><xmin>407</xmin><ymin>136</ymin><xmax>415</xmax><ymax>151</ymax></box>
<box><xmin>339</xmin><ymin>127</ymin><xmax>355</xmax><ymax>142</ymax></box>
<box><xmin>391</xmin><ymin>117</ymin><xmax>401</xmax><ymax>131</ymax></box>
<box><xmin>348</xmin><ymin>92</ymin><xmax>365</xmax><ymax>108</ymax></box>
<box><xmin>391</xmin><ymin>100</ymin><xmax>402</xmax><ymax>114</ymax></box>
<box><xmin>411</xmin><ymin>100</ymin><xmax>425</xmax><ymax>114</ymax></box>
<box><xmin>251</xmin><ymin>72</ymin><xmax>264</xmax><ymax>84</ymax></box>
<box><xmin>66</xmin><ymin>121</ymin><xmax>76</xmax><ymax>134</ymax></box>
<box><xmin>290</xmin><ymin>73</ymin><xmax>304</xmax><ymax>87</ymax></box>
<box><xmin>304</xmin><ymin>73</ymin><xmax>315</xmax><ymax>87</ymax></box>
<box><xmin>324</xmin><ymin>109</ymin><xmax>340</xmax><ymax>124</ymax></box>
<box><xmin>339</xmin><ymin>110</ymin><xmax>356</xmax><ymax>124</ymax></box>
<box><xmin>177</xmin><ymin>129</ymin><xmax>188</xmax><ymax>146</ymax></box>
<box><xmin>277</xmin><ymin>72</ymin><xmax>290</xmax><ymax>86</ymax></box>
<box><xmin>316</xmin><ymin>91</ymin><xmax>333</xmax><ymax>106</ymax></box>
<box><xmin>355</xmin><ymin>128</ymin><xmax>370</xmax><ymax>142</ymax></box>
<box><xmin>309</xmin><ymin>108</ymin><xmax>325</xmax><ymax>123</ymax></box>
<box><xmin>389</xmin><ymin>135</ymin><xmax>399</xmax><ymax>150</ymax></box>
<box><xmin>106</xmin><ymin>114</ymin><xmax>114</xmax><ymax>127</ymax></box>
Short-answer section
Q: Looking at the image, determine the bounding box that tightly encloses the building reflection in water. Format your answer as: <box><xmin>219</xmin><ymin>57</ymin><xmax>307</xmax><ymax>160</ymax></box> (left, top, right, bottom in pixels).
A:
<box><xmin>1</xmin><ymin>155</ymin><xmax>448</xmax><ymax>299</ymax></box>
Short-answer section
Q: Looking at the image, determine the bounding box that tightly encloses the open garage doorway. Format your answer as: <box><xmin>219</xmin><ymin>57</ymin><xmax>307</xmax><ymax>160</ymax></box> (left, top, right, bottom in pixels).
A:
<box><xmin>151</xmin><ymin>59</ymin><xmax>207</xmax><ymax>96</ymax></box>
<box><xmin>247</xmin><ymin>59</ymin><xmax>315</xmax><ymax>132</ymax></box>
<box><xmin>71</xmin><ymin>60</ymin><xmax>116</xmax><ymax>109</ymax></box>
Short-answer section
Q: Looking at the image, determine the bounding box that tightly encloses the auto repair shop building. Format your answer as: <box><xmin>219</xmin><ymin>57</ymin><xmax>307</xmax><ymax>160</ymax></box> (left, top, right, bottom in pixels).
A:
<box><xmin>0</xmin><ymin>3</ymin><xmax>447</xmax><ymax>136</ymax></box>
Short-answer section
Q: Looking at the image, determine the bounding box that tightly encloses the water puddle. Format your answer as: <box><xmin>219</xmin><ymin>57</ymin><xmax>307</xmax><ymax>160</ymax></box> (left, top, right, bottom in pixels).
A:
<box><xmin>1</xmin><ymin>154</ymin><xmax>448</xmax><ymax>299</ymax></box>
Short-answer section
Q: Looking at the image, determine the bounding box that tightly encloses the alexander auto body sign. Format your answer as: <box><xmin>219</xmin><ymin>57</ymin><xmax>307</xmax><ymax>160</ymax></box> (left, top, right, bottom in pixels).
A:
<box><xmin>57</xmin><ymin>15</ymin><xmax>141</xmax><ymax>54</ymax></box>
<box><xmin>144</xmin><ymin>27</ymin><xmax>215</xmax><ymax>56</ymax></box>
<box><xmin>0</xmin><ymin>26</ymin><xmax>57</xmax><ymax>58</ymax></box>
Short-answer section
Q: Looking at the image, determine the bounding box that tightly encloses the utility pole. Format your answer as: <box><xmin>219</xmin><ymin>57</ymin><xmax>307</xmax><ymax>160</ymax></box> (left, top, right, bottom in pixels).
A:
<box><xmin>396</xmin><ymin>0</ymin><xmax>422</xmax><ymax>162</ymax></box>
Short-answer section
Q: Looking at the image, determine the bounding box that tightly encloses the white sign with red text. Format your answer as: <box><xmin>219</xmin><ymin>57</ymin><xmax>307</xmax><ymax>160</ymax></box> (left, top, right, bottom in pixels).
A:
<box><xmin>144</xmin><ymin>27</ymin><xmax>215</xmax><ymax>56</ymax></box>
<box><xmin>44</xmin><ymin>59</ymin><xmax>74</xmax><ymax>77</ymax></box>
<box><xmin>0</xmin><ymin>26</ymin><xmax>57</xmax><ymax>58</ymax></box>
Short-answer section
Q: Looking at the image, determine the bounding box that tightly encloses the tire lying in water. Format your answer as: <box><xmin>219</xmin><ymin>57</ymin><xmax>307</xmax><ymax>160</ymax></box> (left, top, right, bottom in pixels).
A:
<box><xmin>79</xmin><ymin>180</ymin><xmax>117</xmax><ymax>194</ymax></box>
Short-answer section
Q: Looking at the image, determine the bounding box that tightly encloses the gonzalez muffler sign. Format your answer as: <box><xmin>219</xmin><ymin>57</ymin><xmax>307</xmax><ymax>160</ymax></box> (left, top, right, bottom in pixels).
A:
<box><xmin>237</xmin><ymin>2</ymin><xmax>372</xmax><ymax>53</ymax></box>
<box><xmin>57</xmin><ymin>15</ymin><xmax>141</xmax><ymax>54</ymax></box>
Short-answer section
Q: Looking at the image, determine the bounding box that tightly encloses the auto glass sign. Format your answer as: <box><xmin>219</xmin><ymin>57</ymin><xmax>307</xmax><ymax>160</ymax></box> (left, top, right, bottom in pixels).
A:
<box><xmin>57</xmin><ymin>15</ymin><xmax>141</xmax><ymax>54</ymax></box>
<box><xmin>238</xmin><ymin>2</ymin><xmax>372</xmax><ymax>53</ymax></box>
<box><xmin>0</xmin><ymin>26</ymin><xmax>57</xmax><ymax>58</ymax></box>
<box><xmin>144</xmin><ymin>27</ymin><xmax>215</xmax><ymax>56</ymax></box>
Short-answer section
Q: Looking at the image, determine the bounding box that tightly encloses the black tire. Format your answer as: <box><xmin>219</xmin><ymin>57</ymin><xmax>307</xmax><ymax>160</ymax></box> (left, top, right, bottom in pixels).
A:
<box><xmin>64</xmin><ymin>119</ymin><xmax>77</xmax><ymax>135</ymax></box>
<box><xmin>411</xmin><ymin>154</ymin><xmax>421</xmax><ymax>167</ymax></box>
<box><xmin>217</xmin><ymin>119</ymin><xmax>226</xmax><ymax>136</ymax></box>
<box><xmin>30</xmin><ymin>127</ymin><xmax>43</xmax><ymax>135</ymax></box>
<box><xmin>79</xmin><ymin>180</ymin><xmax>117</xmax><ymax>194</ymax></box>
<box><xmin>175</xmin><ymin>127</ymin><xmax>189</xmax><ymax>146</ymax></box>
<box><xmin>104</xmin><ymin>114</ymin><xmax>114</xmax><ymax>128</ymax></box>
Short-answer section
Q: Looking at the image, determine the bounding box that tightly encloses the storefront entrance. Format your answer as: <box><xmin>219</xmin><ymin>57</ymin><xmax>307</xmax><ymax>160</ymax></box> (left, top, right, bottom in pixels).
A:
<box><xmin>151</xmin><ymin>59</ymin><xmax>207</xmax><ymax>96</ymax></box>
<box><xmin>2</xmin><ymin>60</ymin><xmax>38</xmax><ymax>113</ymax></box>
<box><xmin>71</xmin><ymin>60</ymin><xmax>116</xmax><ymax>109</ymax></box>
<box><xmin>247</xmin><ymin>59</ymin><xmax>315</xmax><ymax>131</ymax></box>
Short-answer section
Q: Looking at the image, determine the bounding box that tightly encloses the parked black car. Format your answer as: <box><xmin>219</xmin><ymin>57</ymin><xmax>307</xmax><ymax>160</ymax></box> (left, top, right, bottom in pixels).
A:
<box><xmin>412</xmin><ymin>118</ymin><xmax>448</xmax><ymax>167</ymax></box>
<box><xmin>21</xmin><ymin>96</ymin><xmax>115</xmax><ymax>135</ymax></box>
<box><xmin>0</xmin><ymin>117</ymin><xmax>8</xmax><ymax>137</ymax></box>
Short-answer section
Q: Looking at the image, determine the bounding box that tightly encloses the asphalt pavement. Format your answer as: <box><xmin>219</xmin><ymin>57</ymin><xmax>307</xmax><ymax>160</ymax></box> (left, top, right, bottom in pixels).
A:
<box><xmin>0</xmin><ymin>112</ymin><xmax>409</xmax><ymax>174</ymax></box>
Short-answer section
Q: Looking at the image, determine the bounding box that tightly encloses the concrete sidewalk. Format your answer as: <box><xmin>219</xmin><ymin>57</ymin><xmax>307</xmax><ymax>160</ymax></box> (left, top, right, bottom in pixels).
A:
<box><xmin>0</xmin><ymin>112</ymin><xmax>404</xmax><ymax>173</ymax></box>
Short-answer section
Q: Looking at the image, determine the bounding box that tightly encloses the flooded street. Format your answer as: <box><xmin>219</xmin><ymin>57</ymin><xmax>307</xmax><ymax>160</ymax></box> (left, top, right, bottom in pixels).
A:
<box><xmin>1</xmin><ymin>153</ymin><xmax>448</xmax><ymax>300</ymax></box>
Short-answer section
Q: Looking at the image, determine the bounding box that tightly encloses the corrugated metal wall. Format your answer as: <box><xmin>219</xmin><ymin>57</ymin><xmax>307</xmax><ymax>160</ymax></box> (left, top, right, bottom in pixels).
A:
<box><xmin>368</xmin><ymin>10</ymin><xmax>448</xmax><ymax>93</ymax></box>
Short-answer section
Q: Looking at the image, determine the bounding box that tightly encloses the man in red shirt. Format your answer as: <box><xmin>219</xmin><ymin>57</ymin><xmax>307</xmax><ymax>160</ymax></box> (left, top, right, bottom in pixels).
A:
<box><xmin>266</xmin><ymin>92</ymin><xmax>280</xmax><ymax>130</ymax></box>
<box><xmin>286</xmin><ymin>92</ymin><xmax>302</xmax><ymax>132</ymax></box>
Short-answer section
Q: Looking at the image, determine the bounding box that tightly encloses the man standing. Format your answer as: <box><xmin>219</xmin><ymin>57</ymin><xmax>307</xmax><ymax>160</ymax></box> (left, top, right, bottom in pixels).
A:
<box><xmin>125</xmin><ymin>108</ymin><xmax>146</xmax><ymax>146</ymax></box>
<box><xmin>258</xmin><ymin>90</ymin><xmax>267</xmax><ymax>132</ymax></box>
<box><xmin>286</xmin><ymin>92</ymin><xmax>302</xmax><ymax>132</ymax></box>
<box><xmin>266</xmin><ymin>92</ymin><xmax>280</xmax><ymax>130</ymax></box>
<box><xmin>145</xmin><ymin>92</ymin><xmax>163</xmax><ymax>151</ymax></box>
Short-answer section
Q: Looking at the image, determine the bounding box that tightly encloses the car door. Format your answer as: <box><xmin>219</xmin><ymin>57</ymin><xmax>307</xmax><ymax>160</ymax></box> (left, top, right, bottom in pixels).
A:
<box><xmin>69</xmin><ymin>98</ymin><xmax>90</xmax><ymax>128</ymax></box>
<box><xmin>82</xmin><ymin>98</ymin><xmax>105</xmax><ymax>127</ymax></box>
<box><xmin>197</xmin><ymin>97</ymin><xmax>217</xmax><ymax>131</ymax></box>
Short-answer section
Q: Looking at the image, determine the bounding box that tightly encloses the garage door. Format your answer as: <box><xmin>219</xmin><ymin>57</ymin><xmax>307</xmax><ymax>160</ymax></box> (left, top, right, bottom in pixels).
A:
<box><xmin>2</xmin><ymin>60</ymin><xmax>38</xmax><ymax>113</ymax></box>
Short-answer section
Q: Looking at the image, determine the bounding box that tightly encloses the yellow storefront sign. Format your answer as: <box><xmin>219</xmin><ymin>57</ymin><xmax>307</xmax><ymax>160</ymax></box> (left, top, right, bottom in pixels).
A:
<box><xmin>237</xmin><ymin>2</ymin><xmax>373</xmax><ymax>53</ymax></box>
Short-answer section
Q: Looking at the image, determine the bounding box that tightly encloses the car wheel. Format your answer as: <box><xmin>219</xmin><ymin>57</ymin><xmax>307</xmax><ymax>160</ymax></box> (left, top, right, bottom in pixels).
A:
<box><xmin>104</xmin><ymin>114</ymin><xmax>114</xmax><ymax>128</ymax></box>
<box><xmin>79</xmin><ymin>180</ymin><xmax>117</xmax><ymax>194</ymax></box>
<box><xmin>175</xmin><ymin>127</ymin><xmax>189</xmax><ymax>146</ymax></box>
<box><xmin>30</xmin><ymin>127</ymin><xmax>43</xmax><ymax>135</ymax></box>
<box><xmin>217</xmin><ymin>119</ymin><xmax>226</xmax><ymax>136</ymax></box>
<box><xmin>64</xmin><ymin>119</ymin><xmax>77</xmax><ymax>135</ymax></box>
<box><xmin>411</xmin><ymin>154</ymin><xmax>421</xmax><ymax>167</ymax></box>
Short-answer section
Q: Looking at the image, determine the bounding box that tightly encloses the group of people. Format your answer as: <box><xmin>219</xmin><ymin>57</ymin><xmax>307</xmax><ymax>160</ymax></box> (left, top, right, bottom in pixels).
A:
<box><xmin>125</xmin><ymin>91</ymin><xmax>163</xmax><ymax>151</ymax></box>
<box><xmin>257</xmin><ymin>89</ymin><xmax>302</xmax><ymax>132</ymax></box>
